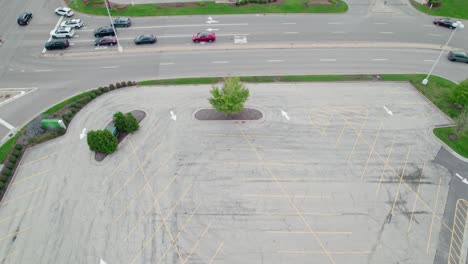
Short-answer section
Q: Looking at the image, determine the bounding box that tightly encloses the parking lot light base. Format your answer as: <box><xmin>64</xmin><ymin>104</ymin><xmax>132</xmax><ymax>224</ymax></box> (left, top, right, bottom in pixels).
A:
<box><xmin>422</xmin><ymin>78</ymin><xmax>428</xmax><ymax>85</ymax></box>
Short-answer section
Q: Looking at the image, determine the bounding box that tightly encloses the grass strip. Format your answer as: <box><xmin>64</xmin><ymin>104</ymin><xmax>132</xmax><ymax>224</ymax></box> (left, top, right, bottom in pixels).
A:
<box><xmin>433</xmin><ymin>127</ymin><xmax>468</xmax><ymax>158</ymax></box>
<box><xmin>69</xmin><ymin>0</ymin><xmax>348</xmax><ymax>16</ymax></box>
<box><xmin>0</xmin><ymin>131</ymin><xmax>22</xmax><ymax>164</ymax></box>
<box><xmin>44</xmin><ymin>91</ymin><xmax>91</xmax><ymax>115</ymax></box>
<box><xmin>409</xmin><ymin>0</ymin><xmax>468</xmax><ymax>20</ymax></box>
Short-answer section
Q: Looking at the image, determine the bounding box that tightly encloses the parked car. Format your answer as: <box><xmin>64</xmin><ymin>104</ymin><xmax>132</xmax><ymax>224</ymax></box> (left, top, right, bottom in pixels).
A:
<box><xmin>45</xmin><ymin>39</ymin><xmax>70</xmax><ymax>50</ymax></box>
<box><xmin>17</xmin><ymin>12</ymin><xmax>32</xmax><ymax>26</ymax></box>
<box><xmin>50</xmin><ymin>27</ymin><xmax>75</xmax><ymax>38</ymax></box>
<box><xmin>192</xmin><ymin>31</ymin><xmax>216</xmax><ymax>43</ymax></box>
<box><xmin>55</xmin><ymin>7</ymin><xmax>74</xmax><ymax>17</ymax></box>
<box><xmin>94</xmin><ymin>26</ymin><xmax>116</xmax><ymax>38</ymax></box>
<box><xmin>433</xmin><ymin>18</ymin><xmax>457</xmax><ymax>29</ymax></box>
<box><xmin>61</xmin><ymin>19</ymin><xmax>83</xmax><ymax>29</ymax></box>
<box><xmin>448</xmin><ymin>51</ymin><xmax>468</xmax><ymax>63</ymax></box>
<box><xmin>112</xmin><ymin>17</ymin><xmax>131</xmax><ymax>28</ymax></box>
<box><xmin>95</xmin><ymin>36</ymin><xmax>117</xmax><ymax>46</ymax></box>
<box><xmin>134</xmin><ymin>34</ymin><xmax>157</xmax><ymax>45</ymax></box>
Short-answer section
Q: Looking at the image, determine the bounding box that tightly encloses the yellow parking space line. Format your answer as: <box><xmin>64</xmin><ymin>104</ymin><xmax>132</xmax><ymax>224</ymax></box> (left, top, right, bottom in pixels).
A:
<box><xmin>112</xmin><ymin>184</ymin><xmax>148</xmax><ymax>224</ymax></box>
<box><xmin>19</xmin><ymin>152</ymin><xmax>56</xmax><ymax>167</ymax></box>
<box><xmin>183</xmin><ymin>222</ymin><xmax>212</xmax><ymax>264</ymax></box>
<box><xmin>207</xmin><ymin>133</ymin><xmax>283</xmax><ymax>138</ymax></box>
<box><xmin>0</xmin><ymin>207</ymin><xmax>35</xmax><ymax>224</ymax></box>
<box><xmin>278</xmin><ymin>250</ymin><xmax>371</xmax><ymax>254</ymax></box>
<box><xmin>407</xmin><ymin>162</ymin><xmax>425</xmax><ymax>232</ymax></box>
<box><xmin>224</xmin><ymin>161</ymin><xmax>305</xmax><ymax>167</ymax></box>
<box><xmin>11</xmin><ymin>170</ymin><xmax>50</xmax><ymax>185</ymax></box>
<box><xmin>157</xmin><ymin>204</ymin><xmax>201</xmax><ymax>264</ymax></box>
<box><xmin>426</xmin><ymin>177</ymin><xmax>442</xmax><ymax>254</ymax></box>
<box><xmin>216</xmin><ymin>147</ymin><xmax>294</xmax><ymax>152</ymax></box>
<box><xmin>375</xmin><ymin>135</ymin><xmax>395</xmax><ymax>196</ymax></box>
<box><xmin>361</xmin><ymin>123</ymin><xmax>382</xmax><ymax>180</ymax></box>
<box><xmin>267</xmin><ymin>230</ymin><xmax>352</xmax><ymax>235</ymax></box>
<box><xmin>347</xmin><ymin>116</ymin><xmax>368</xmax><ymax>161</ymax></box>
<box><xmin>0</xmin><ymin>250</ymin><xmax>16</xmax><ymax>262</ymax></box>
<box><xmin>244</xmin><ymin>194</ymin><xmax>330</xmax><ymax>199</ymax></box>
<box><xmin>208</xmin><ymin>241</ymin><xmax>224</xmax><ymax>264</ymax></box>
<box><xmin>0</xmin><ymin>188</ymin><xmax>41</xmax><ymax>206</ymax></box>
<box><xmin>256</xmin><ymin>212</ymin><xmax>340</xmax><ymax>216</ymax></box>
<box><xmin>234</xmin><ymin>177</ymin><xmax>305</xmax><ymax>182</ymax></box>
<box><xmin>0</xmin><ymin>226</ymin><xmax>31</xmax><ymax>242</ymax></box>
<box><xmin>390</xmin><ymin>147</ymin><xmax>411</xmax><ymax>216</ymax></box>
<box><xmin>335</xmin><ymin>125</ymin><xmax>346</xmax><ymax>148</ymax></box>
<box><xmin>101</xmin><ymin>155</ymin><xmax>130</xmax><ymax>185</ymax></box>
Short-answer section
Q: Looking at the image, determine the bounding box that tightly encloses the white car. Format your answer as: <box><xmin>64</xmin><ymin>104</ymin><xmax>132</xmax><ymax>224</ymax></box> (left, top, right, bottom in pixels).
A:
<box><xmin>55</xmin><ymin>7</ymin><xmax>74</xmax><ymax>17</ymax></box>
<box><xmin>50</xmin><ymin>27</ymin><xmax>75</xmax><ymax>38</ymax></box>
<box><xmin>61</xmin><ymin>19</ymin><xmax>83</xmax><ymax>29</ymax></box>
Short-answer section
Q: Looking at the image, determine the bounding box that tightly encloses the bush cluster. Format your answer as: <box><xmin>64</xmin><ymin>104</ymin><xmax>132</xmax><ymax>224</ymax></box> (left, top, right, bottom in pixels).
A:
<box><xmin>113</xmin><ymin>112</ymin><xmax>139</xmax><ymax>133</ymax></box>
<box><xmin>87</xmin><ymin>130</ymin><xmax>118</xmax><ymax>154</ymax></box>
<box><xmin>235</xmin><ymin>0</ymin><xmax>275</xmax><ymax>5</ymax></box>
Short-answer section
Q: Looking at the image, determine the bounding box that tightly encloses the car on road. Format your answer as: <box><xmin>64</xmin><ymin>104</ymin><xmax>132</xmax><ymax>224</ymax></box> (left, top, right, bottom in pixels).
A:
<box><xmin>192</xmin><ymin>31</ymin><xmax>216</xmax><ymax>43</ymax></box>
<box><xmin>50</xmin><ymin>27</ymin><xmax>75</xmax><ymax>38</ymax></box>
<box><xmin>448</xmin><ymin>51</ymin><xmax>468</xmax><ymax>63</ymax></box>
<box><xmin>45</xmin><ymin>39</ymin><xmax>70</xmax><ymax>50</ymax></box>
<box><xmin>17</xmin><ymin>12</ymin><xmax>32</xmax><ymax>26</ymax></box>
<box><xmin>61</xmin><ymin>19</ymin><xmax>83</xmax><ymax>29</ymax></box>
<box><xmin>112</xmin><ymin>17</ymin><xmax>131</xmax><ymax>28</ymax></box>
<box><xmin>94</xmin><ymin>26</ymin><xmax>116</xmax><ymax>38</ymax></box>
<box><xmin>433</xmin><ymin>18</ymin><xmax>457</xmax><ymax>29</ymax></box>
<box><xmin>55</xmin><ymin>7</ymin><xmax>74</xmax><ymax>17</ymax></box>
<box><xmin>134</xmin><ymin>34</ymin><xmax>157</xmax><ymax>45</ymax></box>
<box><xmin>95</xmin><ymin>36</ymin><xmax>117</xmax><ymax>46</ymax></box>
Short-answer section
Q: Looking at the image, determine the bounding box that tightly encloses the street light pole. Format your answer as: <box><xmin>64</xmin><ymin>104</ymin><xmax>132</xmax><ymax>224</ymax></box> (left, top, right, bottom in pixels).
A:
<box><xmin>422</xmin><ymin>21</ymin><xmax>464</xmax><ymax>85</ymax></box>
<box><xmin>104</xmin><ymin>0</ymin><xmax>123</xmax><ymax>53</ymax></box>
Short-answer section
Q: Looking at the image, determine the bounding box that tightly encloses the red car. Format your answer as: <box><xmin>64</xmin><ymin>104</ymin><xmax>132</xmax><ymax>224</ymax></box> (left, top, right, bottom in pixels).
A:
<box><xmin>95</xmin><ymin>36</ymin><xmax>117</xmax><ymax>46</ymax></box>
<box><xmin>192</xmin><ymin>31</ymin><xmax>216</xmax><ymax>43</ymax></box>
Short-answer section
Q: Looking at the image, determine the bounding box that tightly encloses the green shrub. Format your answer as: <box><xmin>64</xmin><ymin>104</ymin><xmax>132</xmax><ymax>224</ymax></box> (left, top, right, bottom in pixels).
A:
<box><xmin>116</xmin><ymin>82</ymin><xmax>122</xmax><ymax>88</ymax></box>
<box><xmin>98</xmin><ymin>87</ymin><xmax>106</xmax><ymax>94</ymax></box>
<box><xmin>120</xmin><ymin>81</ymin><xmax>127</xmax><ymax>88</ymax></box>
<box><xmin>71</xmin><ymin>108</ymin><xmax>78</xmax><ymax>114</ymax></box>
<box><xmin>63</xmin><ymin>116</ymin><xmax>70</xmax><ymax>125</ymax></box>
<box><xmin>12</xmin><ymin>150</ymin><xmax>21</xmax><ymax>158</ymax></box>
<box><xmin>452</xmin><ymin>80</ymin><xmax>468</xmax><ymax>107</ymax></box>
<box><xmin>2</xmin><ymin>168</ymin><xmax>12</xmax><ymax>176</ymax></box>
<box><xmin>197</xmin><ymin>1</ymin><xmax>206</xmax><ymax>6</ymax></box>
<box><xmin>70</xmin><ymin>103</ymin><xmax>77</xmax><ymax>108</ymax></box>
<box><xmin>103</xmin><ymin>87</ymin><xmax>109</xmax><ymax>93</ymax></box>
<box><xmin>109</xmin><ymin>83</ymin><xmax>115</xmax><ymax>90</ymax></box>
<box><xmin>0</xmin><ymin>182</ymin><xmax>4</xmax><ymax>190</ymax></box>
<box><xmin>127</xmin><ymin>81</ymin><xmax>133</xmax><ymax>87</ymax></box>
<box><xmin>0</xmin><ymin>175</ymin><xmax>8</xmax><ymax>183</ymax></box>
<box><xmin>87</xmin><ymin>130</ymin><xmax>118</xmax><ymax>154</ymax></box>
<box><xmin>6</xmin><ymin>163</ymin><xmax>15</xmax><ymax>170</ymax></box>
<box><xmin>95</xmin><ymin>89</ymin><xmax>103</xmax><ymax>96</ymax></box>
<box><xmin>9</xmin><ymin>156</ymin><xmax>17</xmax><ymax>163</ymax></box>
<box><xmin>89</xmin><ymin>92</ymin><xmax>97</xmax><ymax>99</ymax></box>
<box><xmin>14</xmin><ymin>144</ymin><xmax>23</xmax><ymax>151</ymax></box>
<box><xmin>113</xmin><ymin>112</ymin><xmax>140</xmax><ymax>133</ymax></box>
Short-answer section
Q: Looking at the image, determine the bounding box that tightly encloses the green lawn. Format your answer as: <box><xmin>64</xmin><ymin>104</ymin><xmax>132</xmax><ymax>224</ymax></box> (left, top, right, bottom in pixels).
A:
<box><xmin>410</xmin><ymin>0</ymin><xmax>468</xmax><ymax>19</ymax></box>
<box><xmin>68</xmin><ymin>0</ymin><xmax>348</xmax><ymax>16</ymax></box>
<box><xmin>433</xmin><ymin>127</ymin><xmax>468</xmax><ymax>158</ymax></box>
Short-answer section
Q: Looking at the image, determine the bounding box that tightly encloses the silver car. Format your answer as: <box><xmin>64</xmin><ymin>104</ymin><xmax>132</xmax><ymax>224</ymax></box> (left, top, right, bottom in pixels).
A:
<box><xmin>448</xmin><ymin>51</ymin><xmax>468</xmax><ymax>63</ymax></box>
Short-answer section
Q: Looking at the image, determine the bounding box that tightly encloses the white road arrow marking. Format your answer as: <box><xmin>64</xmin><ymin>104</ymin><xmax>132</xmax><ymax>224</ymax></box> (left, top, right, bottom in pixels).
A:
<box><xmin>455</xmin><ymin>173</ymin><xmax>468</xmax><ymax>184</ymax></box>
<box><xmin>383</xmin><ymin>106</ymin><xmax>393</xmax><ymax>116</ymax></box>
<box><xmin>206</xmin><ymin>28</ymin><xmax>219</xmax><ymax>31</ymax></box>
<box><xmin>170</xmin><ymin>111</ymin><xmax>177</xmax><ymax>121</ymax></box>
<box><xmin>100</xmin><ymin>259</ymin><xmax>107</xmax><ymax>264</ymax></box>
<box><xmin>80</xmin><ymin>128</ymin><xmax>87</xmax><ymax>140</ymax></box>
<box><xmin>206</xmin><ymin>17</ymin><xmax>219</xmax><ymax>24</ymax></box>
<box><xmin>281</xmin><ymin>110</ymin><xmax>290</xmax><ymax>120</ymax></box>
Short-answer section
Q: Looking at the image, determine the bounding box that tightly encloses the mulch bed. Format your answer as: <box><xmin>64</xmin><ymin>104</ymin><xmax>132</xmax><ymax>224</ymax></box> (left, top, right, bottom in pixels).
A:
<box><xmin>95</xmin><ymin>110</ymin><xmax>146</xmax><ymax>162</ymax></box>
<box><xmin>194</xmin><ymin>108</ymin><xmax>263</xmax><ymax>121</ymax></box>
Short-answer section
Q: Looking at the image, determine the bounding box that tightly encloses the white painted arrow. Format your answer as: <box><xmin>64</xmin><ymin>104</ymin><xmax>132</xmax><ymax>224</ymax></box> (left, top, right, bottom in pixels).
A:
<box><xmin>206</xmin><ymin>17</ymin><xmax>219</xmax><ymax>24</ymax></box>
<box><xmin>281</xmin><ymin>110</ymin><xmax>290</xmax><ymax>120</ymax></box>
<box><xmin>80</xmin><ymin>128</ymin><xmax>87</xmax><ymax>140</ymax></box>
<box><xmin>100</xmin><ymin>259</ymin><xmax>107</xmax><ymax>264</ymax></box>
<box><xmin>170</xmin><ymin>111</ymin><xmax>177</xmax><ymax>121</ymax></box>
<box><xmin>383</xmin><ymin>106</ymin><xmax>393</xmax><ymax>116</ymax></box>
<box><xmin>455</xmin><ymin>173</ymin><xmax>468</xmax><ymax>184</ymax></box>
<box><xmin>206</xmin><ymin>28</ymin><xmax>219</xmax><ymax>32</ymax></box>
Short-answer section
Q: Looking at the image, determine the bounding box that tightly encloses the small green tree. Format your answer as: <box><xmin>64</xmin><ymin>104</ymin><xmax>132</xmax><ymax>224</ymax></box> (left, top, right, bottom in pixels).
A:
<box><xmin>87</xmin><ymin>130</ymin><xmax>118</xmax><ymax>154</ymax></box>
<box><xmin>454</xmin><ymin>108</ymin><xmax>468</xmax><ymax>136</ymax></box>
<box><xmin>452</xmin><ymin>79</ymin><xmax>468</xmax><ymax>108</ymax></box>
<box><xmin>113</xmin><ymin>112</ymin><xmax>139</xmax><ymax>133</ymax></box>
<box><xmin>209</xmin><ymin>77</ymin><xmax>250</xmax><ymax>115</ymax></box>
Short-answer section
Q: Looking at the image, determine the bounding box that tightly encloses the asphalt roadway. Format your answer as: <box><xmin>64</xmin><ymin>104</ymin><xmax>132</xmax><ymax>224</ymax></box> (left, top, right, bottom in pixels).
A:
<box><xmin>0</xmin><ymin>82</ymin><xmax>464</xmax><ymax>264</ymax></box>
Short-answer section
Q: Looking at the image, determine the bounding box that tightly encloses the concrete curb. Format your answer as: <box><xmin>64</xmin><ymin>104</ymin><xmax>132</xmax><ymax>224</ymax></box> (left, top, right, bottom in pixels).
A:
<box><xmin>40</xmin><ymin>42</ymin><xmax>457</xmax><ymax>58</ymax></box>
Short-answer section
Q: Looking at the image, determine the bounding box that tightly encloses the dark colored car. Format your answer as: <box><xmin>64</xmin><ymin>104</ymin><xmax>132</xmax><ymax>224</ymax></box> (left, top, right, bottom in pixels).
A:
<box><xmin>134</xmin><ymin>34</ymin><xmax>157</xmax><ymax>45</ymax></box>
<box><xmin>112</xmin><ymin>17</ymin><xmax>131</xmax><ymax>28</ymax></box>
<box><xmin>192</xmin><ymin>31</ymin><xmax>216</xmax><ymax>43</ymax></box>
<box><xmin>433</xmin><ymin>18</ymin><xmax>457</xmax><ymax>29</ymax></box>
<box><xmin>17</xmin><ymin>12</ymin><xmax>33</xmax><ymax>26</ymax></box>
<box><xmin>94</xmin><ymin>26</ymin><xmax>116</xmax><ymax>38</ymax></box>
<box><xmin>95</xmin><ymin>36</ymin><xmax>117</xmax><ymax>46</ymax></box>
<box><xmin>45</xmin><ymin>39</ymin><xmax>70</xmax><ymax>50</ymax></box>
<box><xmin>448</xmin><ymin>51</ymin><xmax>468</xmax><ymax>63</ymax></box>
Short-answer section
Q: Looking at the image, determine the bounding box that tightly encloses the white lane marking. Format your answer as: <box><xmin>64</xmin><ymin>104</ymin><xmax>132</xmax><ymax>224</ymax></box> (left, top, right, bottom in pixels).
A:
<box><xmin>383</xmin><ymin>106</ymin><xmax>393</xmax><ymax>116</ymax></box>
<box><xmin>379</xmin><ymin>32</ymin><xmax>394</xmax><ymax>34</ymax></box>
<box><xmin>81</xmin><ymin>23</ymin><xmax>248</xmax><ymax>32</ymax></box>
<box><xmin>206</xmin><ymin>28</ymin><xmax>219</xmax><ymax>31</ymax></box>
<box><xmin>42</xmin><ymin>16</ymin><xmax>64</xmax><ymax>54</ymax></box>
<box><xmin>282</xmin><ymin>22</ymin><xmax>296</xmax><ymax>25</ymax></box>
<box><xmin>33</xmin><ymin>69</ymin><xmax>53</xmax><ymax>72</ymax></box>
<box><xmin>319</xmin><ymin>59</ymin><xmax>336</xmax><ymax>62</ymax></box>
<box><xmin>170</xmin><ymin>111</ymin><xmax>177</xmax><ymax>121</ymax></box>
<box><xmin>0</xmin><ymin>118</ymin><xmax>15</xmax><ymax>130</ymax></box>
<box><xmin>0</xmin><ymin>87</ymin><xmax>38</xmax><ymax>108</ymax></box>
<box><xmin>455</xmin><ymin>173</ymin><xmax>468</xmax><ymax>184</ymax></box>
<box><xmin>371</xmin><ymin>59</ymin><xmax>388</xmax><ymax>61</ymax></box>
<box><xmin>428</xmin><ymin>34</ymin><xmax>441</xmax><ymax>37</ymax></box>
<box><xmin>423</xmin><ymin>24</ymin><xmax>433</xmax><ymax>27</ymax></box>
<box><xmin>424</xmin><ymin>59</ymin><xmax>436</xmax><ymax>62</ymax></box>
<box><xmin>267</xmin><ymin>60</ymin><xmax>284</xmax><ymax>62</ymax></box>
<box><xmin>72</xmin><ymin>33</ymin><xmax>250</xmax><ymax>43</ymax></box>
<box><xmin>332</xmin><ymin>31</ymin><xmax>345</xmax><ymax>34</ymax></box>
<box><xmin>160</xmin><ymin>62</ymin><xmax>175</xmax><ymax>65</ymax></box>
<box><xmin>234</xmin><ymin>35</ymin><xmax>247</xmax><ymax>44</ymax></box>
<box><xmin>100</xmin><ymin>259</ymin><xmax>107</xmax><ymax>264</ymax></box>
<box><xmin>328</xmin><ymin>22</ymin><xmax>343</xmax><ymax>24</ymax></box>
<box><xmin>94</xmin><ymin>46</ymin><xmax>108</xmax><ymax>50</ymax></box>
<box><xmin>283</xmin><ymin>32</ymin><xmax>299</xmax><ymax>34</ymax></box>
<box><xmin>100</xmin><ymin>66</ymin><xmax>119</xmax><ymax>69</ymax></box>
<box><xmin>211</xmin><ymin>61</ymin><xmax>229</xmax><ymax>64</ymax></box>
<box><xmin>80</xmin><ymin>128</ymin><xmax>87</xmax><ymax>140</ymax></box>
<box><xmin>374</xmin><ymin>22</ymin><xmax>388</xmax><ymax>25</ymax></box>
<box><xmin>281</xmin><ymin>110</ymin><xmax>290</xmax><ymax>120</ymax></box>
